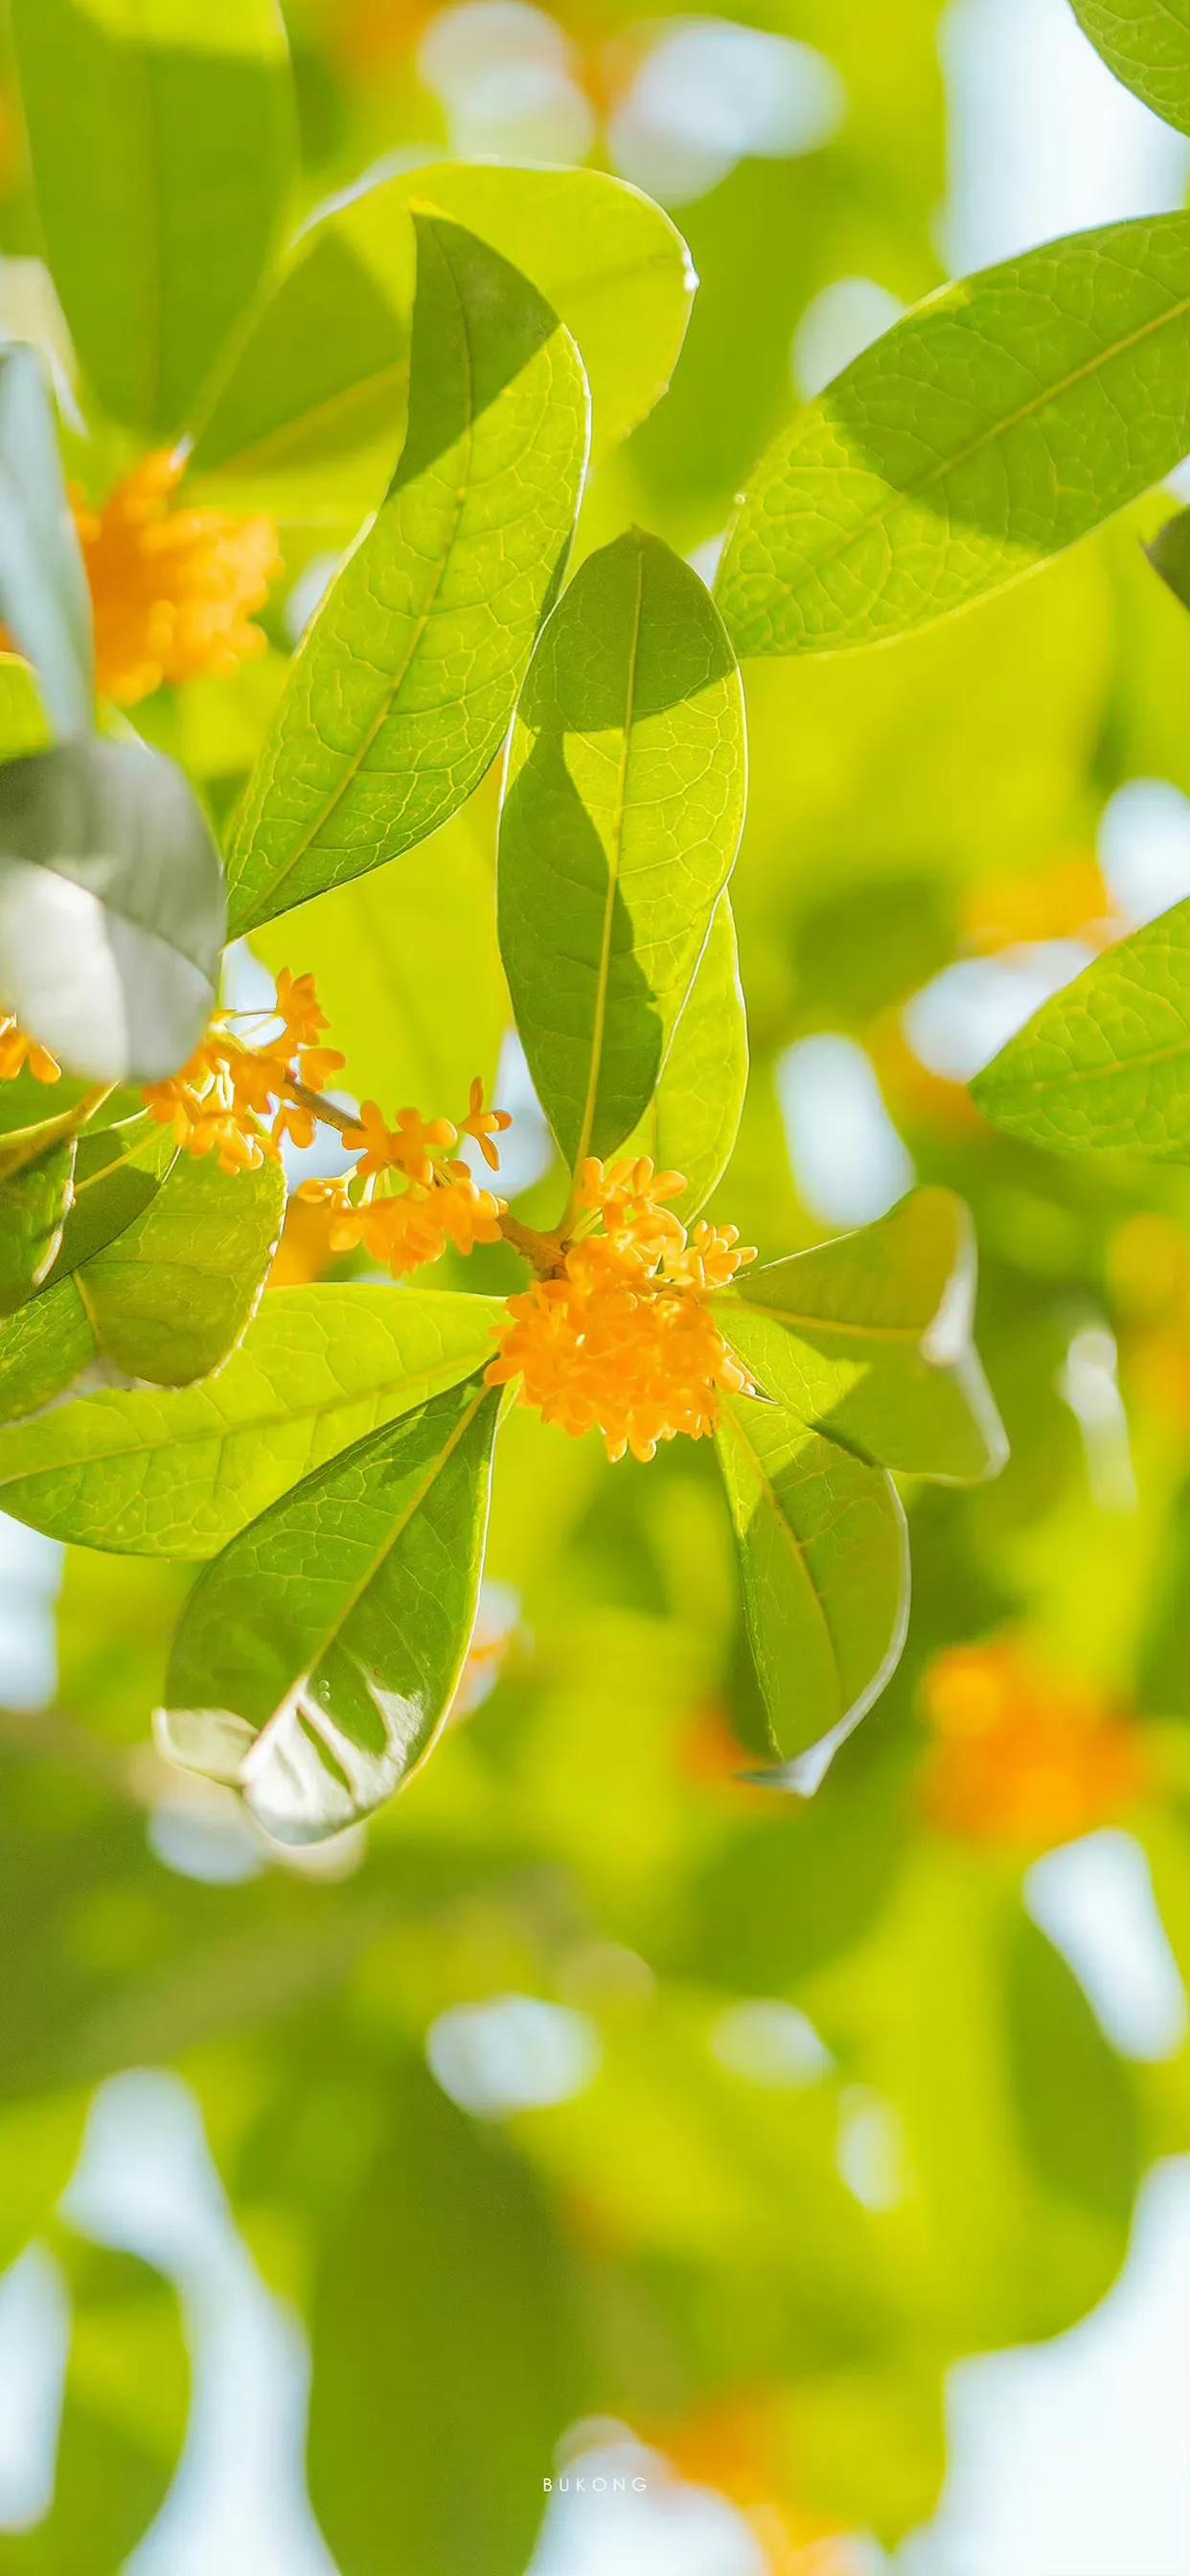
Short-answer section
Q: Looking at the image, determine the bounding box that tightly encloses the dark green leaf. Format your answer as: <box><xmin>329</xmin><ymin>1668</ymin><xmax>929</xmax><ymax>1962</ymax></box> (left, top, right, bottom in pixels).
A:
<box><xmin>226</xmin><ymin>215</ymin><xmax>589</xmax><ymax>935</ymax></box>
<box><xmin>0</xmin><ymin>346</ymin><xmax>93</xmax><ymax>735</ymax></box>
<box><xmin>718</xmin><ymin>214</ymin><xmax>1190</xmax><ymax>656</ymax></box>
<box><xmin>1070</xmin><ymin>0</ymin><xmax>1190</xmax><ymax>135</ymax></box>
<box><xmin>718</xmin><ymin>1189</ymin><xmax>1007</xmax><ymax>1482</ymax></box>
<box><xmin>0</xmin><ymin>737</ymin><xmax>226</xmax><ymax>1082</ymax></box>
<box><xmin>499</xmin><ymin>529</ymin><xmax>744</xmax><ymax>1169</ymax></box>
<box><xmin>973</xmin><ymin>901</ymin><xmax>1190</xmax><ymax>1157</ymax></box>
<box><xmin>309</xmin><ymin>2061</ymin><xmax>586</xmax><ymax>2576</ymax></box>
<box><xmin>0</xmin><ymin>1282</ymin><xmax>505</xmax><ymax>1551</ymax></box>
<box><xmin>715</xmin><ymin>1393</ymin><xmax>909</xmax><ymax>1779</ymax></box>
<box><xmin>12</xmin><ymin>0</ymin><xmax>294</xmax><ymax>437</ymax></box>
<box><xmin>159</xmin><ymin>1374</ymin><xmax>501</xmax><ymax>1840</ymax></box>
<box><xmin>189</xmin><ymin>161</ymin><xmax>692</xmax><ymax>506</ymax></box>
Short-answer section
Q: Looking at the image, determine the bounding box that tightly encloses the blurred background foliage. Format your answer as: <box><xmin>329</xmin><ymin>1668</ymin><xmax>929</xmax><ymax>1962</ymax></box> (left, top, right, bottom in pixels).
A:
<box><xmin>0</xmin><ymin>0</ymin><xmax>1189</xmax><ymax>2569</ymax></box>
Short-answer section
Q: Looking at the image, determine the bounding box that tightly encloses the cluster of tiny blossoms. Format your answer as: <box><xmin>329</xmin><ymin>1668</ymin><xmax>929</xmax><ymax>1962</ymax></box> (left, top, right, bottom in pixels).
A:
<box><xmin>142</xmin><ymin>970</ymin><xmax>346</xmax><ymax>1172</ymax></box>
<box><xmin>486</xmin><ymin>1155</ymin><xmax>756</xmax><ymax>1462</ymax></box>
<box><xmin>1</xmin><ymin>986</ymin><xmax>759</xmax><ymax>1455</ymax></box>
<box><xmin>297</xmin><ymin>1081</ymin><xmax>511</xmax><ymax>1279</ymax></box>
<box><xmin>71</xmin><ymin>449</ymin><xmax>280</xmax><ymax>706</ymax></box>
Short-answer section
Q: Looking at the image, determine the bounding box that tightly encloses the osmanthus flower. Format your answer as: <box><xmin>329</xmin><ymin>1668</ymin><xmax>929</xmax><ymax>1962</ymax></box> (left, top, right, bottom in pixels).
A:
<box><xmin>919</xmin><ymin>1638</ymin><xmax>1148</xmax><ymax>1848</ymax></box>
<box><xmin>486</xmin><ymin>1154</ymin><xmax>758</xmax><ymax>1463</ymax></box>
<box><xmin>298</xmin><ymin>1081</ymin><xmax>509</xmax><ymax>1282</ymax></box>
<box><xmin>648</xmin><ymin>2398</ymin><xmax>851</xmax><ymax>2574</ymax></box>
<box><xmin>141</xmin><ymin>975</ymin><xmax>346</xmax><ymax>1176</ymax></box>
<box><xmin>70</xmin><ymin>448</ymin><xmax>281</xmax><ymax>707</ymax></box>
<box><xmin>0</xmin><ymin>1013</ymin><xmax>61</xmax><ymax>1083</ymax></box>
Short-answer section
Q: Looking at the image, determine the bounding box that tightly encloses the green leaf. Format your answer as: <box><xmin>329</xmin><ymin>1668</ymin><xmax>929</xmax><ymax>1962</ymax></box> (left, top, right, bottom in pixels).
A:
<box><xmin>1070</xmin><ymin>0</ymin><xmax>1190</xmax><ymax>134</ymax></box>
<box><xmin>9</xmin><ymin>2234</ymin><xmax>189</xmax><ymax>2576</ymax></box>
<box><xmin>0</xmin><ymin>1125</ymin><xmax>76</xmax><ymax>1315</ymax></box>
<box><xmin>972</xmin><ymin>900</ymin><xmax>1190</xmax><ymax>1157</ymax></box>
<box><xmin>0</xmin><ymin>654</ymin><xmax>52</xmax><ymax>762</ymax></box>
<box><xmin>0</xmin><ymin>1148</ymin><xmax>283</xmax><ymax>1420</ymax></box>
<box><xmin>251</xmin><ymin>805</ymin><xmax>506</xmax><ymax>1117</ymax></box>
<box><xmin>50</xmin><ymin>1111</ymin><xmax>178</xmax><ymax>1281</ymax></box>
<box><xmin>1145</xmin><ymin>503</ymin><xmax>1190</xmax><ymax>610</ymax></box>
<box><xmin>0</xmin><ymin>1282</ymin><xmax>505</xmax><ymax>1552</ymax></box>
<box><xmin>717</xmin><ymin>213</ymin><xmax>1190</xmax><ymax>657</ymax></box>
<box><xmin>715</xmin><ymin>1394</ymin><xmax>909</xmax><ymax>1780</ymax></box>
<box><xmin>309</xmin><ymin>2061</ymin><xmax>586</xmax><ymax>2576</ymax></box>
<box><xmin>0</xmin><ymin>346</ymin><xmax>93</xmax><ymax>735</ymax></box>
<box><xmin>189</xmin><ymin>161</ymin><xmax>692</xmax><ymax>508</ymax></box>
<box><xmin>499</xmin><ymin>528</ymin><xmax>745</xmax><ymax>1170</ymax></box>
<box><xmin>718</xmin><ymin>1189</ymin><xmax>1007</xmax><ymax>1482</ymax></box>
<box><xmin>225</xmin><ymin>214</ymin><xmax>588</xmax><ymax>937</ymax></box>
<box><xmin>12</xmin><ymin>0</ymin><xmax>294</xmax><ymax>437</ymax></box>
<box><xmin>159</xmin><ymin>1373</ymin><xmax>501</xmax><ymax>1841</ymax></box>
<box><xmin>625</xmin><ymin>888</ymin><xmax>748</xmax><ymax>1218</ymax></box>
<box><xmin>0</xmin><ymin>737</ymin><xmax>226</xmax><ymax>1083</ymax></box>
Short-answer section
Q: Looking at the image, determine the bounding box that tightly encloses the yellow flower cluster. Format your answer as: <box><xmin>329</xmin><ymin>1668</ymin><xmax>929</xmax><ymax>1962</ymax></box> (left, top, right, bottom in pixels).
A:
<box><xmin>487</xmin><ymin>1155</ymin><xmax>756</xmax><ymax>1461</ymax></box>
<box><xmin>0</xmin><ymin>1013</ymin><xmax>61</xmax><ymax>1084</ymax></box>
<box><xmin>299</xmin><ymin>1077</ymin><xmax>511</xmax><ymax>1281</ymax></box>
<box><xmin>72</xmin><ymin>448</ymin><xmax>281</xmax><ymax>706</ymax></box>
<box><xmin>143</xmin><ymin>970</ymin><xmax>345</xmax><ymax>1173</ymax></box>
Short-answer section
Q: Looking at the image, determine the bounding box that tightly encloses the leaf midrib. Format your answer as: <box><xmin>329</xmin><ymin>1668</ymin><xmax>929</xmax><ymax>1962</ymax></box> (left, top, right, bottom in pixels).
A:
<box><xmin>729</xmin><ymin>221</ymin><xmax>1190</xmax><ymax>609</ymax></box>
<box><xmin>570</xmin><ymin>534</ymin><xmax>645</xmax><ymax>1172</ymax></box>
<box><xmin>243</xmin><ymin>1379</ymin><xmax>490</xmax><ymax>1767</ymax></box>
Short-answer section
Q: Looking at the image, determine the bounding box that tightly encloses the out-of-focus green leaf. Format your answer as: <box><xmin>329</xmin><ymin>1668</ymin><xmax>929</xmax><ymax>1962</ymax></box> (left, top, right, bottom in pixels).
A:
<box><xmin>1070</xmin><ymin>0</ymin><xmax>1190</xmax><ymax>133</ymax></box>
<box><xmin>0</xmin><ymin>1282</ymin><xmax>504</xmax><ymax>1552</ymax></box>
<box><xmin>1145</xmin><ymin>503</ymin><xmax>1190</xmax><ymax>610</ymax></box>
<box><xmin>0</xmin><ymin>2094</ymin><xmax>88</xmax><ymax>2274</ymax></box>
<box><xmin>715</xmin><ymin>1396</ymin><xmax>909</xmax><ymax>1778</ymax></box>
<box><xmin>160</xmin><ymin>1374</ymin><xmax>500</xmax><ymax>1841</ymax></box>
<box><xmin>718</xmin><ymin>1189</ymin><xmax>1006</xmax><ymax>1482</ymax></box>
<box><xmin>0</xmin><ymin>1148</ymin><xmax>282</xmax><ymax>1419</ymax></box>
<box><xmin>189</xmin><ymin>162</ymin><xmax>691</xmax><ymax>507</ymax></box>
<box><xmin>252</xmin><ymin>804</ymin><xmax>506</xmax><ymax>1115</ymax></box>
<box><xmin>973</xmin><ymin>903</ymin><xmax>1190</xmax><ymax>1157</ymax></box>
<box><xmin>226</xmin><ymin>215</ymin><xmax>589</xmax><ymax>935</ymax></box>
<box><xmin>309</xmin><ymin>2059</ymin><xmax>585</xmax><ymax>2576</ymax></box>
<box><xmin>626</xmin><ymin>890</ymin><xmax>747</xmax><ymax>1219</ymax></box>
<box><xmin>9</xmin><ymin>2232</ymin><xmax>189</xmax><ymax>2576</ymax></box>
<box><xmin>11</xmin><ymin>0</ymin><xmax>294</xmax><ymax>437</ymax></box>
<box><xmin>0</xmin><ymin>1123</ymin><xmax>76</xmax><ymax>1315</ymax></box>
<box><xmin>0</xmin><ymin>654</ymin><xmax>51</xmax><ymax>761</ymax></box>
<box><xmin>717</xmin><ymin>215</ymin><xmax>1190</xmax><ymax>656</ymax></box>
<box><xmin>0</xmin><ymin>738</ymin><xmax>226</xmax><ymax>1083</ymax></box>
<box><xmin>500</xmin><ymin>529</ymin><xmax>744</xmax><ymax>1169</ymax></box>
<box><xmin>0</xmin><ymin>347</ymin><xmax>93</xmax><ymax>736</ymax></box>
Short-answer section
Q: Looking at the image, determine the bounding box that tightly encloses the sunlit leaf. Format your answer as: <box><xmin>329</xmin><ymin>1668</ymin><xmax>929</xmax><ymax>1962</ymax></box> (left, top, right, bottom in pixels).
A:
<box><xmin>1070</xmin><ymin>0</ymin><xmax>1190</xmax><ymax>134</ymax></box>
<box><xmin>0</xmin><ymin>1122</ymin><xmax>76</xmax><ymax>1316</ymax></box>
<box><xmin>159</xmin><ymin>1374</ymin><xmax>501</xmax><ymax>1841</ymax></box>
<box><xmin>715</xmin><ymin>1393</ymin><xmax>909</xmax><ymax>1780</ymax></box>
<box><xmin>12</xmin><ymin>0</ymin><xmax>294</xmax><ymax>436</ymax></box>
<box><xmin>226</xmin><ymin>214</ymin><xmax>589</xmax><ymax>935</ymax></box>
<box><xmin>0</xmin><ymin>1282</ymin><xmax>505</xmax><ymax>1550</ymax></box>
<box><xmin>717</xmin><ymin>214</ymin><xmax>1190</xmax><ymax>656</ymax></box>
<box><xmin>0</xmin><ymin>347</ymin><xmax>93</xmax><ymax>736</ymax></box>
<box><xmin>499</xmin><ymin>528</ymin><xmax>744</xmax><ymax>1169</ymax></box>
<box><xmin>972</xmin><ymin>902</ymin><xmax>1190</xmax><ymax>1157</ymax></box>
<box><xmin>189</xmin><ymin>162</ymin><xmax>692</xmax><ymax>508</ymax></box>
<box><xmin>0</xmin><ymin>1148</ymin><xmax>282</xmax><ymax>1419</ymax></box>
<box><xmin>718</xmin><ymin>1188</ymin><xmax>1007</xmax><ymax>1481</ymax></box>
<box><xmin>626</xmin><ymin>889</ymin><xmax>747</xmax><ymax>1218</ymax></box>
<box><xmin>0</xmin><ymin>738</ymin><xmax>226</xmax><ymax>1083</ymax></box>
